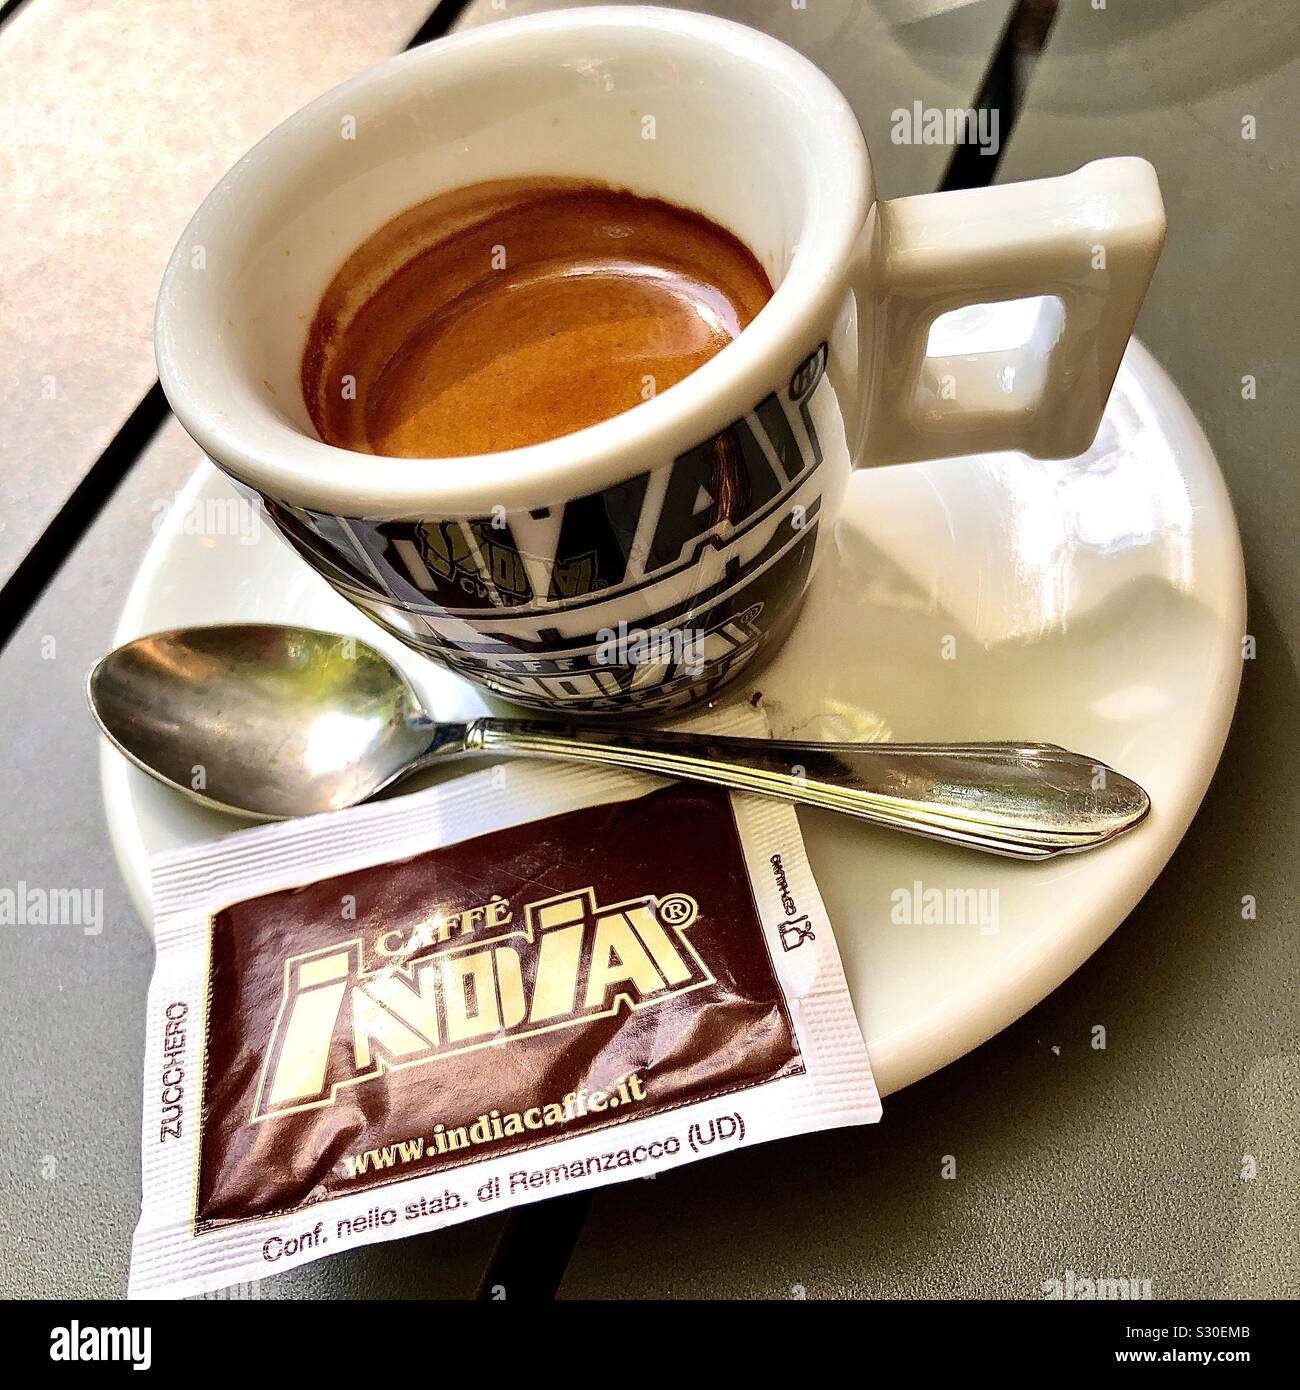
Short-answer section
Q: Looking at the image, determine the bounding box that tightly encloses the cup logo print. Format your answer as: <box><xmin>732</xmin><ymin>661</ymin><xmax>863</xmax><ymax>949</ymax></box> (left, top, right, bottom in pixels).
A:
<box><xmin>259</xmin><ymin>344</ymin><xmax>831</xmax><ymax>712</ymax></box>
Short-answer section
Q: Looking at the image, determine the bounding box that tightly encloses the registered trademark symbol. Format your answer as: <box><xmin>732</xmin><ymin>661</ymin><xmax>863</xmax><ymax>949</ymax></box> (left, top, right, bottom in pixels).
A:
<box><xmin>656</xmin><ymin>893</ymin><xmax>698</xmax><ymax>929</ymax></box>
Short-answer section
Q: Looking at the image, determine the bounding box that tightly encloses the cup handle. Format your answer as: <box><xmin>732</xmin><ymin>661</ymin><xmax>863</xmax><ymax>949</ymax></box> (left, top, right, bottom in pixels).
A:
<box><xmin>863</xmin><ymin>157</ymin><xmax>1166</xmax><ymax>464</ymax></box>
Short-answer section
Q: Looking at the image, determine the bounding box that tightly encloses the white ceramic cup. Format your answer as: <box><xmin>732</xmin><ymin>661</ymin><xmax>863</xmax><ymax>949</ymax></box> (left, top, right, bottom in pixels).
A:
<box><xmin>155</xmin><ymin>5</ymin><xmax>1165</xmax><ymax>716</ymax></box>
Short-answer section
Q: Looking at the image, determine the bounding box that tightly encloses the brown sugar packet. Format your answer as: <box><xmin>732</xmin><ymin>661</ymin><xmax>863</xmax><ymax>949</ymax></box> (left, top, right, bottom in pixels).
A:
<box><xmin>129</xmin><ymin>712</ymin><xmax>878</xmax><ymax>1297</ymax></box>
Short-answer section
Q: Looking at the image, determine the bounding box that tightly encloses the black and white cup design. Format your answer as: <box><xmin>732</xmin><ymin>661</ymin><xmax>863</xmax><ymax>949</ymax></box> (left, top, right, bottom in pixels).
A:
<box><xmin>256</xmin><ymin>345</ymin><xmax>832</xmax><ymax>713</ymax></box>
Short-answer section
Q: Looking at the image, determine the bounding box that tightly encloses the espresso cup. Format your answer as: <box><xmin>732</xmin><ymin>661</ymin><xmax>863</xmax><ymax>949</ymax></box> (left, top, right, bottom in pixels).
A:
<box><xmin>156</xmin><ymin>6</ymin><xmax>1165</xmax><ymax>716</ymax></box>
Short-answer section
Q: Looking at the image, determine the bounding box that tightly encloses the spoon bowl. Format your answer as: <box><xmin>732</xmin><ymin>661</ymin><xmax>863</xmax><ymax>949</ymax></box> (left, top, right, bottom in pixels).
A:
<box><xmin>88</xmin><ymin>625</ymin><xmax>432</xmax><ymax>819</ymax></box>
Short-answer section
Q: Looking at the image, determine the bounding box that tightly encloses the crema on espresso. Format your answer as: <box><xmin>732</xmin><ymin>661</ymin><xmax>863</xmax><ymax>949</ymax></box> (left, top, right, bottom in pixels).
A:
<box><xmin>301</xmin><ymin>179</ymin><xmax>773</xmax><ymax>458</ymax></box>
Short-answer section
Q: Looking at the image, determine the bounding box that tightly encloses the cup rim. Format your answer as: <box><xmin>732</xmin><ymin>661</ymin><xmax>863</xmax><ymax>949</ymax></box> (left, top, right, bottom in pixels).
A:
<box><xmin>155</xmin><ymin>5</ymin><xmax>871</xmax><ymax>519</ymax></box>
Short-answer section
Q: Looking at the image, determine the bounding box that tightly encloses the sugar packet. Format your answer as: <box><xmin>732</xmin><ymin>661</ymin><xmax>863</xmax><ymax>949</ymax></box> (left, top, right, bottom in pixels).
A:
<box><xmin>128</xmin><ymin>710</ymin><xmax>879</xmax><ymax>1298</ymax></box>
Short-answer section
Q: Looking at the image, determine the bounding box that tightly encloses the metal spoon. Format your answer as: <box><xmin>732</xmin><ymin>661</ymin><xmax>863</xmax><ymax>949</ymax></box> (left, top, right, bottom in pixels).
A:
<box><xmin>86</xmin><ymin>624</ymin><xmax>1150</xmax><ymax>859</ymax></box>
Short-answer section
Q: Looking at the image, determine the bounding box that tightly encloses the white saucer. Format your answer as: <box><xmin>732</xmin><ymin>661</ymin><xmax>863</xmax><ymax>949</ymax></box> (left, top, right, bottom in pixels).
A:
<box><xmin>102</xmin><ymin>336</ymin><xmax>1245</xmax><ymax>1098</ymax></box>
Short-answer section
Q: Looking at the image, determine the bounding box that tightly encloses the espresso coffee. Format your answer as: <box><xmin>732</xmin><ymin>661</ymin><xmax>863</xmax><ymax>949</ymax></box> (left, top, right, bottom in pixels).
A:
<box><xmin>301</xmin><ymin>179</ymin><xmax>773</xmax><ymax>458</ymax></box>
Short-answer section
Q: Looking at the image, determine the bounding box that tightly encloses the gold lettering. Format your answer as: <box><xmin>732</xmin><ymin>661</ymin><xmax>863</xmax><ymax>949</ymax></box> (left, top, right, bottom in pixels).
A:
<box><xmin>496</xmin><ymin>947</ymin><xmax>526</xmax><ymax>1029</ymax></box>
<box><xmin>584</xmin><ymin>912</ymin><xmax>666</xmax><ymax>1009</ymax></box>
<box><xmin>536</xmin><ymin>895</ymin><xmax>586</xmax><ymax>931</ymax></box>
<box><xmin>442</xmin><ymin>949</ymin><xmax>502</xmax><ymax>1042</ymax></box>
<box><xmin>626</xmin><ymin>903</ymin><xmax>693</xmax><ymax>985</ymax></box>
<box><xmin>255</xmin><ymin>884</ymin><xmax>708</xmax><ymax>1120</ymax></box>
<box><xmin>529</xmin><ymin>924</ymin><xmax>584</xmax><ymax>1022</ymax></box>
<box><xmin>262</xmin><ymin>948</ymin><xmax>353</xmax><ymax>1111</ymax></box>
<box><xmin>353</xmin><ymin>960</ymin><xmax>440</xmax><ymax>1069</ymax></box>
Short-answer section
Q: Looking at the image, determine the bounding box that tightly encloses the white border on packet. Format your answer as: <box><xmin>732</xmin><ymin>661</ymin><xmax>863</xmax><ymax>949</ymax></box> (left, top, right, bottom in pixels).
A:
<box><xmin>128</xmin><ymin>708</ymin><xmax>879</xmax><ymax>1298</ymax></box>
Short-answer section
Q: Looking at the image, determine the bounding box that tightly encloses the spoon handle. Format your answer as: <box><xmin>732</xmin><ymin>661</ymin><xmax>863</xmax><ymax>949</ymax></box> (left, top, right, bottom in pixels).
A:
<box><xmin>467</xmin><ymin>720</ymin><xmax>1150</xmax><ymax>859</ymax></box>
